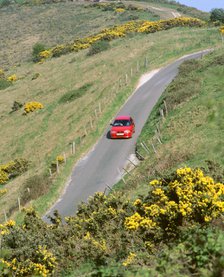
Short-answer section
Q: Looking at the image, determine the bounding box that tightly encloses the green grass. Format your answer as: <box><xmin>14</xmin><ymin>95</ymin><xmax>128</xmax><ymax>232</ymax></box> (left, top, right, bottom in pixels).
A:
<box><xmin>0</xmin><ymin>1</ymin><xmax>159</xmax><ymax>68</ymax></box>
<box><xmin>0</xmin><ymin>24</ymin><xmax>222</xmax><ymax>222</ymax></box>
<box><xmin>0</xmin><ymin>0</ymin><xmax>223</xmax><ymax>222</ymax></box>
<box><xmin>113</xmin><ymin>47</ymin><xmax>224</xmax><ymax>200</ymax></box>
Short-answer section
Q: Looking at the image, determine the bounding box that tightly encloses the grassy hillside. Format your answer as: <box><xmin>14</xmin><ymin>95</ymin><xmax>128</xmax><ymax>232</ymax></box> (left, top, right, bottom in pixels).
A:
<box><xmin>0</xmin><ymin>20</ymin><xmax>221</xmax><ymax>221</ymax></box>
<box><xmin>126</xmin><ymin>0</ymin><xmax>209</xmax><ymax>21</ymax></box>
<box><xmin>115</xmin><ymin>48</ymin><xmax>224</xmax><ymax>198</ymax></box>
<box><xmin>0</xmin><ymin>49</ymin><xmax>224</xmax><ymax>276</ymax></box>
<box><xmin>0</xmin><ymin>1</ymin><xmax>158</xmax><ymax>67</ymax></box>
<box><xmin>0</xmin><ymin>0</ymin><xmax>209</xmax><ymax>68</ymax></box>
<box><xmin>0</xmin><ymin>1</ymin><xmax>224</xmax><ymax>276</ymax></box>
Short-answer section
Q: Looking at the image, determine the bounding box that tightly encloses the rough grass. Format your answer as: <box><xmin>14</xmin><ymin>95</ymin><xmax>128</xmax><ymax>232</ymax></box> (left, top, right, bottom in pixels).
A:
<box><xmin>115</xmin><ymin>47</ymin><xmax>224</xmax><ymax>200</ymax></box>
<box><xmin>0</xmin><ymin>1</ymin><xmax>158</xmax><ymax>68</ymax></box>
<box><xmin>0</xmin><ymin>4</ymin><xmax>222</xmax><ymax>221</ymax></box>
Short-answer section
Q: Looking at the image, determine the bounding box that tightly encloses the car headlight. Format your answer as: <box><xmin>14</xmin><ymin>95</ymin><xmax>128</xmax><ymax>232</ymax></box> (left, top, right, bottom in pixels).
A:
<box><xmin>111</xmin><ymin>131</ymin><xmax>116</xmax><ymax>134</ymax></box>
<box><xmin>124</xmin><ymin>130</ymin><xmax>131</xmax><ymax>134</ymax></box>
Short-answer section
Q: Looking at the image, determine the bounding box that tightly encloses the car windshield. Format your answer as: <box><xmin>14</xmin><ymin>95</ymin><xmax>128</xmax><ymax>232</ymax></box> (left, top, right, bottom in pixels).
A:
<box><xmin>113</xmin><ymin>120</ymin><xmax>131</xmax><ymax>126</ymax></box>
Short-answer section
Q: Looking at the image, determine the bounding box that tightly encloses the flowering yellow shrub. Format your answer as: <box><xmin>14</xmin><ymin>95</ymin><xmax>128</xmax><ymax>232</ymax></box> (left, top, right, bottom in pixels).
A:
<box><xmin>39</xmin><ymin>50</ymin><xmax>52</xmax><ymax>59</ymax></box>
<box><xmin>125</xmin><ymin>168</ymin><xmax>224</xmax><ymax>234</ymax></box>
<box><xmin>115</xmin><ymin>8</ymin><xmax>125</xmax><ymax>13</ymax></box>
<box><xmin>0</xmin><ymin>169</ymin><xmax>9</xmax><ymax>184</ymax></box>
<box><xmin>0</xmin><ymin>188</ymin><xmax>7</xmax><ymax>198</ymax></box>
<box><xmin>37</xmin><ymin>17</ymin><xmax>205</xmax><ymax>61</ymax></box>
<box><xmin>220</xmin><ymin>26</ymin><xmax>224</xmax><ymax>34</ymax></box>
<box><xmin>7</xmin><ymin>74</ymin><xmax>17</xmax><ymax>82</ymax></box>
<box><xmin>0</xmin><ymin>159</ymin><xmax>29</xmax><ymax>185</ymax></box>
<box><xmin>56</xmin><ymin>155</ymin><xmax>65</xmax><ymax>163</ymax></box>
<box><xmin>0</xmin><ymin>246</ymin><xmax>57</xmax><ymax>277</ymax></box>
<box><xmin>122</xmin><ymin>252</ymin><xmax>136</xmax><ymax>267</ymax></box>
<box><xmin>24</xmin><ymin>101</ymin><xmax>44</xmax><ymax>113</ymax></box>
<box><xmin>0</xmin><ymin>220</ymin><xmax>15</xmax><ymax>236</ymax></box>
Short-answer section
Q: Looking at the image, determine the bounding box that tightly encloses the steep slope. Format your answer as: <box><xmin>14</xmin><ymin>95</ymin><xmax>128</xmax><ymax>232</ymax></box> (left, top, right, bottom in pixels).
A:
<box><xmin>0</xmin><ymin>0</ymin><xmax>220</xmax><ymax>222</ymax></box>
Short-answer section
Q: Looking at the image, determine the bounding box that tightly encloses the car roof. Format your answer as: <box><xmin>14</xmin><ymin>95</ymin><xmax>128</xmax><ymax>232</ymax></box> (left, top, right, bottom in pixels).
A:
<box><xmin>114</xmin><ymin>115</ymin><xmax>132</xmax><ymax>120</ymax></box>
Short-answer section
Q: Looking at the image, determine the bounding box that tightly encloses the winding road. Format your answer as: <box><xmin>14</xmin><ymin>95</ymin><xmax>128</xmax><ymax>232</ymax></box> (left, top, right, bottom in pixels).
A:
<box><xmin>44</xmin><ymin>50</ymin><xmax>210</xmax><ymax>221</ymax></box>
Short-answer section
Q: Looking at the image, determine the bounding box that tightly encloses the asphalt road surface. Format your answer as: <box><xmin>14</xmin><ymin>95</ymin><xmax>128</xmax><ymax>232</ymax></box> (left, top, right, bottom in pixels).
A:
<box><xmin>44</xmin><ymin>50</ymin><xmax>210</xmax><ymax>221</ymax></box>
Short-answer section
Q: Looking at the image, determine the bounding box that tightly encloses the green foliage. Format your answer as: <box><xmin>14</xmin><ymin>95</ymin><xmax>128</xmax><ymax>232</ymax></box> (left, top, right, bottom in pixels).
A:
<box><xmin>203</xmin><ymin>160</ymin><xmax>224</xmax><ymax>183</ymax></box>
<box><xmin>58</xmin><ymin>83</ymin><xmax>92</xmax><ymax>104</ymax></box>
<box><xmin>31</xmin><ymin>72</ymin><xmax>40</xmax><ymax>80</ymax></box>
<box><xmin>210</xmin><ymin>8</ymin><xmax>224</xmax><ymax>23</ymax></box>
<box><xmin>180</xmin><ymin>226</ymin><xmax>224</xmax><ymax>273</ymax></box>
<box><xmin>32</xmin><ymin>42</ymin><xmax>46</xmax><ymax>62</ymax></box>
<box><xmin>87</xmin><ymin>40</ymin><xmax>110</xmax><ymax>56</ymax></box>
<box><xmin>11</xmin><ymin>101</ymin><xmax>23</xmax><ymax>112</ymax></box>
<box><xmin>0</xmin><ymin>79</ymin><xmax>11</xmax><ymax>90</ymax></box>
<box><xmin>20</xmin><ymin>173</ymin><xmax>52</xmax><ymax>205</ymax></box>
<box><xmin>1</xmin><ymin>167</ymin><xmax>224</xmax><ymax>276</ymax></box>
<box><xmin>0</xmin><ymin>0</ymin><xmax>11</xmax><ymax>8</ymax></box>
<box><xmin>163</xmin><ymin>59</ymin><xmax>202</xmax><ymax>111</ymax></box>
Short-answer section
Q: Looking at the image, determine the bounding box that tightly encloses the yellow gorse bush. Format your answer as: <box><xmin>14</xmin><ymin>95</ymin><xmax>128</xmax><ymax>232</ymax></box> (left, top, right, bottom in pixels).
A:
<box><xmin>0</xmin><ymin>246</ymin><xmax>57</xmax><ymax>277</ymax></box>
<box><xmin>24</xmin><ymin>101</ymin><xmax>44</xmax><ymax>113</ymax></box>
<box><xmin>38</xmin><ymin>17</ymin><xmax>205</xmax><ymax>62</ymax></box>
<box><xmin>7</xmin><ymin>74</ymin><xmax>17</xmax><ymax>82</ymax></box>
<box><xmin>220</xmin><ymin>26</ymin><xmax>224</xmax><ymax>34</ymax></box>
<box><xmin>0</xmin><ymin>160</ymin><xmax>17</xmax><ymax>185</ymax></box>
<box><xmin>0</xmin><ymin>220</ymin><xmax>15</xmax><ymax>236</ymax></box>
<box><xmin>56</xmin><ymin>155</ymin><xmax>65</xmax><ymax>163</ymax></box>
<box><xmin>122</xmin><ymin>252</ymin><xmax>136</xmax><ymax>267</ymax></box>
<box><xmin>115</xmin><ymin>8</ymin><xmax>125</xmax><ymax>13</ymax></box>
<box><xmin>0</xmin><ymin>169</ymin><xmax>9</xmax><ymax>185</ymax></box>
<box><xmin>125</xmin><ymin>168</ymin><xmax>224</xmax><ymax>233</ymax></box>
<box><xmin>0</xmin><ymin>188</ymin><xmax>7</xmax><ymax>197</ymax></box>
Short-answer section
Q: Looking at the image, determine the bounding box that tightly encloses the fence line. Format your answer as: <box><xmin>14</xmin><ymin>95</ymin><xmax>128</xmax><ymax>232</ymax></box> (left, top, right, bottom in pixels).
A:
<box><xmin>1</xmin><ymin>55</ymin><xmax>154</xmax><ymax>222</ymax></box>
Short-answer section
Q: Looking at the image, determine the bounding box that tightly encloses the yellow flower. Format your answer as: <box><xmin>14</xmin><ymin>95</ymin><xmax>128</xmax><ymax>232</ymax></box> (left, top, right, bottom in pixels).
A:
<box><xmin>7</xmin><ymin>74</ymin><xmax>17</xmax><ymax>82</ymax></box>
<box><xmin>24</xmin><ymin>101</ymin><xmax>44</xmax><ymax>114</ymax></box>
<box><xmin>134</xmin><ymin>198</ymin><xmax>142</xmax><ymax>206</ymax></box>
<box><xmin>122</xmin><ymin>252</ymin><xmax>136</xmax><ymax>266</ymax></box>
<box><xmin>115</xmin><ymin>8</ymin><xmax>125</xmax><ymax>13</ymax></box>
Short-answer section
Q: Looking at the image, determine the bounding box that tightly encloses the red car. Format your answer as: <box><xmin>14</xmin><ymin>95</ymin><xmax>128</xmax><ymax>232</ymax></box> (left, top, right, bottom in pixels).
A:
<box><xmin>110</xmin><ymin>116</ymin><xmax>135</xmax><ymax>139</ymax></box>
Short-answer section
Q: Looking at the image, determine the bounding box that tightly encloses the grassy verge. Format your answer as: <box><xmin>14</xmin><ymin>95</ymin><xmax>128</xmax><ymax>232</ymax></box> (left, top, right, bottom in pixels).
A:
<box><xmin>113</xmin><ymin>47</ymin><xmax>224</xmax><ymax>200</ymax></box>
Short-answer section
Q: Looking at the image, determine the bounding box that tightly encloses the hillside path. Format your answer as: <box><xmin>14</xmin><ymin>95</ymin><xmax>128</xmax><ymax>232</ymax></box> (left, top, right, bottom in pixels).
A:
<box><xmin>44</xmin><ymin>50</ymin><xmax>210</xmax><ymax>222</ymax></box>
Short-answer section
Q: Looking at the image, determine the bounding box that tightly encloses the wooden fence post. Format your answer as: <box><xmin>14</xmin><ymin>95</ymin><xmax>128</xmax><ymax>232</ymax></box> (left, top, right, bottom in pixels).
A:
<box><xmin>160</xmin><ymin>108</ymin><xmax>165</xmax><ymax>121</ymax></box>
<box><xmin>155</xmin><ymin>130</ymin><xmax>162</xmax><ymax>144</ymax></box>
<box><xmin>90</xmin><ymin>117</ymin><xmax>93</xmax><ymax>129</ymax></box>
<box><xmin>127</xmin><ymin>158</ymin><xmax>137</xmax><ymax>167</ymax></box>
<box><xmin>151</xmin><ymin>143</ymin><xmax>157</xmax><ymax>155</ymax></box>
<box><xmin>56</xmin><ymin>160</ymin><xmax>59</xmax><ymax>173</ymax></box>
<box><xmin>99</xmin><ymin>102</ymin><xmax>102</xmax><ymax>114</ymax></box>
<box><xmin>71</xmin><ymin>141</ymin><xmax>76</xmax><ymax>155</ymax></box>
<box><xmin>117</xmin><ymin>168</ymin><xmax>126</xmax><ymax>184</ymax></box>
<box><xmin>119</xmin><ymin>78</ymin><xmax>122</xmax><ymax>87</ymax></box>
<box><xmin>136</xmin><ymin>150</ymin><xmax>145</xmax><ymax>160</ymax></box>
<box><xmin>18</xmin><ymin>197</ymin><xmax>21</xmax><ymax>212</ymax></box>
<box><xmin>123</xmin><ymin>167</ymin><xmax>132</xmax><ymax>176</ymax></box>
<box><xmin>163</xmin><ymin>100</ymin><xmax>168</xmax><ymax>116</ymax></box>
<box><xmin>4</xmin><ymin>209</ymin><xmax>7</xmax><ymax>222</ymax></box>
<box><xmin>49</xmin><ymin>168</ymin><xmax>52</xmax><ymax>177</ymax></box>
<box><xmin>144</xmin><ymin>57</ymin><xmax>148</xmax><ymax>67</ymax></box>
<box><xmin>137</xmin><ymin>61</ymin><xmax>139</xmax><ymax>72</ymax></box>
<box><xmin>63</xmin><ymin>152</ymin><xmax>67</xmax><ymax>163</ymax></box>
<box><xmin>84</xmin><ymin>126</ymin><xmax>87</xmax><ymax>136</ymax></box>
<box><xmin>141</xmin><ymin>142</ymin><xmax>150</xmax><ymax>155</ymax></box>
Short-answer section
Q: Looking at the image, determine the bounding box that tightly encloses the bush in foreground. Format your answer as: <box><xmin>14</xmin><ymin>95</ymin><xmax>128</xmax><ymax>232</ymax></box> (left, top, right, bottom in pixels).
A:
<box><xmin>0</xmin><ymin>167</ymin><xmax>223</xmax><ymax>276</ymax></box>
